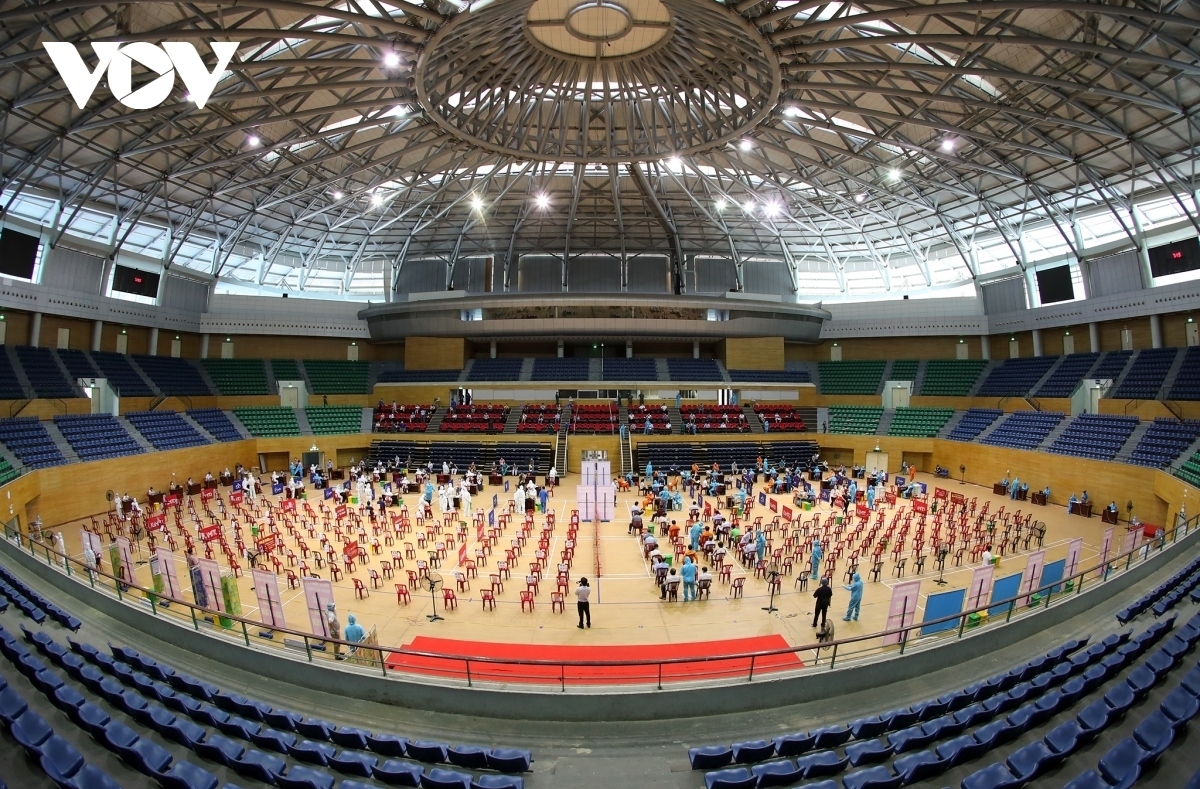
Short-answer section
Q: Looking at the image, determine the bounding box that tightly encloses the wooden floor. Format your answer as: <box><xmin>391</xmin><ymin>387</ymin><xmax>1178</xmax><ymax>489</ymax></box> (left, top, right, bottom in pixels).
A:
<box><xmin>54</xmin><ymin>472</ymin><xmax>1120</xmax><ymax>663</ymax></box>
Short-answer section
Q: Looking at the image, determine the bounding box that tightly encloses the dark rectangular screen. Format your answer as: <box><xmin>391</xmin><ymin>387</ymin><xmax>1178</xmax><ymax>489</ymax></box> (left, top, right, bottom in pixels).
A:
<box><xmin>0</xmin><ymin>228</ymin><xmax>39</xmax><ymax>280</ymax></box>
<box><xmin>1149</xmin><ymin>237</ymin><xmax>1200</xmax><ymax>278</ymax></box>
<box><xmin>1036</xmin><ymin>264</ymin><xmax>1074</xmax><ymax>305</ymax></box>
<box><xmin>112</xmin><ymin>264</ymin><xmax>160</xmax><ymax>298</ymax></box>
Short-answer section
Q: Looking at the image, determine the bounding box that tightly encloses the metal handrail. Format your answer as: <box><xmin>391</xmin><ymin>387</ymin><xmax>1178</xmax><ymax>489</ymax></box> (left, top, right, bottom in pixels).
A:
<box><xmin>5</xmin><ymin>513</ymin><xmax>1195</xmax><ymax>689</ymax></box>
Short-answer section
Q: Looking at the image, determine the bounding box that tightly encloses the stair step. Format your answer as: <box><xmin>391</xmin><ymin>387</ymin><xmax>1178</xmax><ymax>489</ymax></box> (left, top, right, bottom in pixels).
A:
<box><xmin>41</xmin><ymin>421</ymin><xmax>80</xmax><ymax>464</ymax></box>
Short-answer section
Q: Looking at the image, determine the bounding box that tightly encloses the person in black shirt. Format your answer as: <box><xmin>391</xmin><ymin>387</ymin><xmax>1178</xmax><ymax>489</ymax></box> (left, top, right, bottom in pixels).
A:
<box><xmin>812</xmin><ymin>577</ymin><xmax>833</xmax><ymax>628</ymax></box>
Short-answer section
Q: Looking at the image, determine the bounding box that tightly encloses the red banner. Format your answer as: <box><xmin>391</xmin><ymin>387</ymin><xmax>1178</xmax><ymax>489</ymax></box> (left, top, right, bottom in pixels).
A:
<box><xmin>335</xmin><ymin>504</ymin><xmax>348</xmax><ymax>520</ymax></box>
<box><xmin>704</xmin><ymin>503</ymin><xmax>712</xmax><ymax>517</ymax></box>
<box><xmin>343</xmin><ymin>541</ymin><xmax>360</xmax><ymax>560</ymax></box>
<box><xmin>257</xmin><ymin>533</ymin><xmax>278</xmax><ymax>552</ymax></box>
<box><xmin>913</xmin><ymin>500</ymin><xmax>929</xmax><ymax>514</ymax></box>
<box><xmin>781</xmin><ymin>505</ymin><xmax>793</xmax><ymax>521</ymax></box>
<box><xmin>950</xmin><ymin>492</ymin><xmax>965</xmax><ymax>504</ymax></box>
<box><xmin>458</xmin><ymin>543</ymin><xmax>467</xmax><ymax>565</ymax></box>
<box><xmin>280</xmin><ymin>498</ymin><xmax>296</xmax><ymax>513</ymax></box>
<box><xmin>769</xmin><ymin>498</ymin><xmax>778</xmax><ymax>513</ymax></box>
<box><xmin>229</xmin><ymin>490</ymin><xmax>244</xmax><ymax>505</ymax></box>
<box><xmin>199</xmin><ymin>524</ymin><xmax>221</xmax><ymax>543</ymax></box>
<box><xmin>934</xmin><ymin>487</ymin><xmax>949</xmax><ymax>500</ymax></box>
<box><xmin>164</xmin><ymin>493</ymin><xmax>181</xmax><ymax>509</ymax></box>
<box><xmin>856</xmin><ymin>503</ymin><xmax>869</xmax><ymax>519</ymax></box>
<box><xmin>146</xmin><ymin>513</ymin><xmax>165</xmax><ymax>532</ymax></box>
<box><xmin>885</xmin><ymin>492</ymin><xmax>897</xmax><ymax>505</ymax></box>
<box><xmin>200</xmin><ymin>488</ymin><xmax>214</xmax><ymax>501</ymax></box>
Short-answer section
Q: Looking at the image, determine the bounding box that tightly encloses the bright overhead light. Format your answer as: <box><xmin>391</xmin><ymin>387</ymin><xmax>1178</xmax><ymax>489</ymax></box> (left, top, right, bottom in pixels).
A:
<box><xmin>739</xmin><ymin>139</ymin><xmax>753</xmax><ymax>151</ymax></box>
<box><xmin>764</xmin><ymin>201</ymin><xmax>781</xmax><ymax>216</ymax></box>
<box><xmin>246</xmin><ymin>135</ymin><xmax>260</xmax><ymax>147</ymax></box>
<box><xmin>536</xmin><ymin>194</ymin><xmax>550</xmax><ymax>208</ymax></box>
<box><xmin>742</xmin><ymin>200</ymin><xmax>755</xmax><ymax>214</ymax></box>
<box><xmin>940</xmin><ymin>138</ymin><xmax>956</xmax><ymax>152</ymax></box>
<box><xmin>667</xmin><ymin>157</ymin><xmax>681</xmax><ymax>168</ymax></box>
<box><xmin>471</xmin><ymin>195</ymin><xmax>484</xmax><ymax>210</ymax></box>
<box><xmin>371</xmin><ymin>192</ymin><xmax>383</xmax><ymax>206</ymax></box>
<box><xmin>715</xmin><ymin>199</ymin><xmax>726</xmax><ymax>212</ymax></box>
<box><xmin>332</xmin><ymin>191</ymin><xmax>343</xmax><ymax>200</ymax></box>
<box><xmin>855</xmin><ymin>193</ymin><xmax>866</xmax><ymax>204</ymax></box>
<box><xmin>888</xmin><ymin>168</ymin><xmax>902</xmax><ymax>182</ymax></box>
<box><xmin>383</xmin><ymin>51</ymin><xmax>400</xmax><ymax>68</ymax></box>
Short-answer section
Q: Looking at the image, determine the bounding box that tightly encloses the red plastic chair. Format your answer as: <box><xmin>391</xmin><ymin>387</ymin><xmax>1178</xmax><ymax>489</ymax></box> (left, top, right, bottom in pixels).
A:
<box><xmin>481</xmin><ymin>589</ymin><xmax>496</xmax><ymax>611</ymax></box>
<box><xmin>731</xmin><ymin>577</ymin><xmax>745</xmax><ymax>598</ymax></box>
<box><xmin>353</xmin><ymin>578</ymin><xmax>368</xmax><ymax>599</ymax></box>
<box><xmin>395</xmin><ymin>584</ymin><xmax>410</xmax><ymax>605</ymax></box>
<box><xmin>550</xmin><ymin>592</ymin><xmax>564</xmax><ymax>613</ymax></box>
<box><xmin>520</xmin><ymin>590</ymin><xmax>535</xmax><ymax>612</ymax></box>
<box><xmin>442</xmin><ymin>589</ymin><xmax>457</xmax><ymax>610</ymax></box>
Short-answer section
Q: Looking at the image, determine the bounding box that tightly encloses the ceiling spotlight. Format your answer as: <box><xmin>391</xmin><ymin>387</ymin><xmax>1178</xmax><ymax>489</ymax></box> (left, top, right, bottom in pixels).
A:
<box><xmin>536</xmin><ymin>194</ymin><xmax>550</xmax><ymax>208</ymax></box>
<box><xmin>888</xmin><ymin>168</ymin><xmax>902</xmax><ymax>182</ymax></box>
<box><xmin>764</xmin><ymin>201</ymin><xmax>781</xmax><ymax>217</ymax></box>
<box><xmin>742</xmin><ymin>200</ymin><xmax>756</xmax><ymax>214</ymax></box>
<box><xmin>715</xmin><ymin>199</ymin><xmax>726</xmax><ymax>212</ymax></box>
<box><xmin>246</xmin><ymin>135</ymin><xmax>260</xmax><ymax>147</ymax></box>
<box><xmin>739</xmin><ymin>139</ymin><xmax>753</xmax><ymax>151</ymax></box>
<box><xmin>471</xmin><ymin>195</ymin><xmax>484</xmax><ymax>210</ymax></box>
<box><xmin>371</xmin><ymin>192</ymin><xmax>383</xmax><ymax>206</ymax></box>
<box><xmin>668</xmin><ymin>157</ymin><xmax>681</xmax><ymax>168</ymax></box>
<box><xmin>940</xmin><ymin>138</ymin><xmax>956</xmax><ymax>152</ymax></box>
<box><xmin>383</xmin><ymin>51</ymin><xmax>400</xmax><ymax>68</ymax></box>
<box><xmin>332</xmin><ymin>191</ymin><xmax>343</xmax><ymax>200</ymax></box>
<box><xmin>855</xmin><ymin>193</ymin><xmax>866</xmax><ymax>204</ymax></box>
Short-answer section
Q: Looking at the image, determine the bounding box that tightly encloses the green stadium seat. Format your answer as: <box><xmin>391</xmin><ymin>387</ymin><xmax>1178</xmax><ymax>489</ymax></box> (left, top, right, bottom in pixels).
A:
<box><xmin>887</xmin><ymin>407</ymin><xmax>954</xmax><ymax>438</ymax></box>
<box><xmin>232</xmin><ymin>407</ymin><xmax>301</xmax><ymax>437</ymax></box>
<box><xmin>305</xmin><ymin>406</ymin><xmax>363</xmax><ymax>435</ymax></box>
<box><xmin>201</xmin><ymin>359</ymin><xmax>270</xmax><ymax>396</ymax></box>
<box><xmin>0</xmin><ymin>455</ymin><xmax>18</xmax><ymax>485</ymax></box>
<box><xmin>271</xmin><ymin>359</ymin><xmax>303</xmax><ymax>382</ymax></box>
<box><xmin>828</xmin><ymin>406</ymin><xmax>884</xmax><ymax>434</ymax></box>
<box><xmin>889</xmin><ymin>360</ymin><xmax>919</xmax><ymax>381</ymax></box>
<box><xmin>818</xmin><ymin>361</ymin><xmax>886</xmax><ymax>395</ymax></box>
<box><xmin>303</xmin><ymin>360</ymin><xmax>371</xmax><ymax>395</ymax></box>
<box><xmin>919</xmin><ymin>360</ymin><xmax>988</xmax><ymax>396</ymax></box>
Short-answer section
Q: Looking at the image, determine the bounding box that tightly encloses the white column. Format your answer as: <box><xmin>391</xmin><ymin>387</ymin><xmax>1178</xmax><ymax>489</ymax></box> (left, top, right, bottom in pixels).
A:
<box><xmin>29</xmin><ymin>312</ymin><xmax>42</xmax><ymax>347</ymax></box>
<box><xmin>1089</xmin><ymin>322</ymin><xmax>1100</xmax><ymax>353</ymax></box>
<box><xmin>692</xmin><ymin>340</ymin><xmax>700</xmax><ymax>359</ymax></box>
<box><xmin>1032</xmin><ymin>328</ymin><xmax>1043</xmax><ymax>357</ymax></box>
<box><xmin>200</xmin><ymin>333</ymin><xmax>210</xmax><ymax>359</ymax></box>
<box><xmin>149</xmin><ymin>327</ymin><xmax>160</xmax><ymax>356</ymax></box>
<box><xmin>489</xmin><ymin>341</ymin><xmax>497</xmax><ymax>359</ymax></box>
<box><xmin>626</xmin><ymin>340</ymin><xmax>633</xmax><ymax>358</ymax></box>
<box><xmin>91</xmin><ymin>320</ymin><xmax>103</xmax><ymax>352</ymax></box>
<box><xmin>980</xmin><ymin>334</ymin><xmax>991</xmax><ymax>360</ymax></box>
<box><xmin>1150</xmin><ymin>314</ymin><xmax>1163</xmax><ymax>349</ymax></box>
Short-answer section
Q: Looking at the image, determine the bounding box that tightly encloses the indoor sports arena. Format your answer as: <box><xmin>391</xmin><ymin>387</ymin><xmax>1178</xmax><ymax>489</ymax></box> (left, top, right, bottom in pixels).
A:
<box><xmin>2</xmin><ymin>2</ymin><xmax>1200</xmax><ymax>788</ymax></box>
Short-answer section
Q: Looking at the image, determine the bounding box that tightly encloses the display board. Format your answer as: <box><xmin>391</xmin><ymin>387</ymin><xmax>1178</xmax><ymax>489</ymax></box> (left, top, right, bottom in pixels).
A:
<box><xmin>252</xmin><ymin>568</ymin><xmax>287</xmax><ymax>630</ymax></box>
<box><xmin>882</xmin><ymin>580</ymin><xmax>921</xmax><ymax>646</ymax></box>
<box><xmin>303</xmin><ymin>577</ymin><xmax>335</xmax><ymax>638</ymax></box>
<box><xmin>988</xmin><ymin>572</ymin><xmax>1023</xmax><ymax>618</ymax></box>
<box><xmin>920</xmin><ymin>588</ymin><xmax>966</xmax><ymax>636</ymax></box>
<box><xmin>1019</xmin><ymin>550</ymin><xmax>1046</xmax><ymax>606</ymax></box>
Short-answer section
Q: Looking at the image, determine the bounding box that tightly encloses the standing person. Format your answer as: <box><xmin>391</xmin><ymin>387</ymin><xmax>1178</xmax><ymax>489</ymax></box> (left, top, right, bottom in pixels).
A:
<box><xmin>843</xmin><ymin>572</ymin><xmax>863</xmax><ymax>621</ymax></box>
<box><xmin>344</xmin><ymin>614</ymin><xmax>365</xmax><ymax>655</ymax></box>
<box><xmin>680</xmin><ymin>557</ymin><xmax>697</xmax><ymax>602</ymax></box>
<box><xmin>325</xmin><ymin>603</ymin><xmax>343</xmax><ymax>659</ymax></box>
<box><xmin>812</xmin><ymin>577</ymin><xmax>832</xmax><ymax>629</ymax></box>
<box><xmin>810</xmin><ymin>540</ymin><xmax>824</xmax><ymax>580</ymax></box>
<box><xmin>576</xmin><ymin>578</ymin><xmax>592</xmax><ymax>629</ymax></box>
<box><xmin>755</xmin><ymin>528</ymin><xmax>767</xmax><ymax>562</ymax></box>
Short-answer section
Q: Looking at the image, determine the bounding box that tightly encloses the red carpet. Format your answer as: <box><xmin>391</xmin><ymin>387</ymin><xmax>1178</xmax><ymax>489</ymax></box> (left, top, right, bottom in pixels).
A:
<box><xmin>385</xmin><ymin>635</ymin><xmax>803</xmax><ymax>685</ymax></box>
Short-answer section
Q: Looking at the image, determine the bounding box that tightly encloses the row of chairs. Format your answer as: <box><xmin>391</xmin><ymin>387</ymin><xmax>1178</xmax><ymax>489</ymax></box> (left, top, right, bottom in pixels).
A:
<box><xmin>0</xmin><ymin>561</ymin><xmax>81</xmax><ymax>630</ymax></box>
<box><xmin>1117</xmin><ymin>554</ymin><xmax>1200</xmax><ymax>624</ymax></box>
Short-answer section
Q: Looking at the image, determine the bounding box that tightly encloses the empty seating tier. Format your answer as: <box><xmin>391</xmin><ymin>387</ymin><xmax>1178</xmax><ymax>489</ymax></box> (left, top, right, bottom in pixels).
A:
<box><xmin>0</xmin><ymin>454</ymin><xmax>17</xmax><ymax>484</ymax></box>
<box><xmin>132</xmin><ymin>355</ymin><xmax>211</xmax><ymax>396</ymax></box>
<box><xmin>55</xmin><ymin>349</ymin><xmax>98</xmax><ymax>382</ymax></box>
<box><xmin>373</xmin><ymin>405</ymin><xmax>435</xmax><ymax>433</ymax></box>
<box><xmin>919</xmin><ymin>359</ymin><xmax>989</xmax><ymax>396</ymax></box>
<box><xmin>124</xmin><ymin>410</ymin><xmax>209</xmax><ymax>451</ymax></box>
<box><xmin>201</xmin><ymin>358</ymin><xmax>270</xmax><ymax>395</ymax></box>
<box><xmin>0</xmin><ymin>348</ymin><xmax>27</xmax><ymax>399</ymax></box>
<box><xmin>303</xmin><ymin>360</ymin><xmax>370</xmax><ymax>394</ymax></box>
<box><xmin>946</xmin><ymin>409</ymin><xmax>1004</xmax><ymax>442</ymax></box>
<box><xmin>270</xmin><ymin>358</ymin><xmax>302</xmax><ymax>381</ymax></box>
<box><xmin>468</xmin><ymin>358</ymin><xmax>522</xmax><ymax>381</ymax></box>
<box><xmin>440</xmin><ymin>404</ymin><xmax>509</xmax><ymax>434</ymax></box>
<box><xmin>728</xmin><ymin>369</ymin><xmax>810</xmax><ymax>383</ymax></box>
<box><xmin>1036</xmin><ymin>352</ymin><xmax>1100</xmax><ymax>398</ymax></box>
<box><xmin>888</xmin><ymin>359</ymin><xmax>919</xmax><ymax>381</ymax></box>
<box><xmin>89</xmin><ymin>352</ymin><xmax>153</xmax><ymax>396</ymax></box>
<box><xmin>603</xmin><ymin>357</ymin><xmax>657</xmax><ymax>380</ymax></box>
<box><xmin>1130</xmin><ymin>419</ymin><xmax>1200</xmax><ymax>468</ymax></box>
<box><xmin>666</xmin><ymin>358</ymin><xmax>722</xmax><ymax>381</ymax></box>
<box><xmin>1048</xmin><ymin>413</ymin><xmax>1139</xmax><ymax>461</ymax></box>
<box><xmin>378</xmin><ymin>368</ymin><xmax>462</xmax><ymax>383</ymax></box>
<box><xmin>753</xmin><ymin>404</ymin><xmax>807</xmax><ymax>432</ymax></box>
<box><xmin>980</xmin><ymin>410</ymin><xmax>1064</xmax><ymax>450</ymax></box>
<box><xmin>828</xmin><ymin>405</ymin><xmax>884</xmax><ymax>434</ymax></box>
<box><xmin>636</xmin><ymin>439</ymin><xmax>820</xmax><ymax>473</ymax></box>
<box><xmin>305</xmin><ymin>406</ymin><xmax>363</xmax><ymax>435</ymax></box>
<box><xmin>888</xmin><ymin>407</ymin><xmax>954</xmax><ymax>437</ymax></box>
<box><xmin>1113</xmin><ymin>347</ymin><xmax>1178</xmax><ymax>399</ymax></box>
<box><xmin>1169</xmin><ymin>345</ymin><xmax>1200</xmax><ymax>400</ymax></box>
<box><xmin>1176</xmin><ymin>449</ymin><xmax>1200</xmax><ymax>487</ymax></box>
<box><xmin>818</xmin><ymin>361</ymin><xmax>886</xmax><ymax>395</ymax></box>
<box><xmin>531</xmin><ymin>357</ymin><xmax>589</xmax><ymax>381</ymax></box>
<box><xmin>53</xmin><ymin>414</ymin><xmax>143</xmax><ymax>461</ymax></box>
<box><xmin>185</xmin><ymin>408</ymin><xmax>243</xmax><ymax>442</ymax></box>
<box><xmin>975</xmin><ymin>356</ymin><xmax>1058</xmax><ymax>397</ymax></box>
<box><xmin>571</xmin><ymin>404</ymin><xmax>618</xmax><ymax>434</ymax></box>
<box><xmin>1091</xmin><ymin>350</ymin><xmax>1133</xmax><ymax>380</ymax></box>
<box><xmin>14</xmin><ymin>346</ymin><xmax>75</xmax><ymax>398</ymax></box>
<box><xmin>0</xmin><ymin>418</ymin><xmax>66</xmax><ymax>468</ymax></box>
<box><xmin>232</xmin><ymin>407</ymin><xmax>300</xmax><ymax>437</ymax></box>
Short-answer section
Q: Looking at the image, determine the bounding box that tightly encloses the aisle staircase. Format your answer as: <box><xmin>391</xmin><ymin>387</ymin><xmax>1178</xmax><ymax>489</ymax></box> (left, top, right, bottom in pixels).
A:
<box><xmin>619</xmin><ymin>425</ymin><xmax>632</xmax><ymax>476</ymax></box>
<box><xmin>1114</xmin><ymin>421</ymin><xmax>1153</xmax><ymax>464</ymax></box>
<box><xmin>554</xmin><ymin>407</ymin><xmax>570</xmax><ymax>478</ymax></box>
<box><xmin>41</xmin><ymin>421</ymin><xmax>79</xmax><ymax>464</ymax></box>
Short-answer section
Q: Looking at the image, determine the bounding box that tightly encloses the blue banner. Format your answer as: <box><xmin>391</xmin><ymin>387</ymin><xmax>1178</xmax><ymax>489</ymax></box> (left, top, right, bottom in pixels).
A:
<box><xmin>758</xmin><ymin>492</ymin><xmax>767</xmax><ymax>506</ymax></box>
<box><xmin>232</xmin><ymin>480</ymin><xmax>242</xmax><ymax>492</ymax></box>
<box><xmin>921</xmin><ymin>589</ymin><xmax>966</xmax><ymax>636</ymax></box>
<box><xmin>1041</xmin><ymin>559</ymin><xmax>1066</xmax><ymax>594</ymax></box>
<box><xmin>820</xmin><ymin>489</ymin><xmax>830</xmax><ymax>502</ymax></box>
<box><xmin>272</xmin><ymin>482</ymin><xmax>284</xmax><ymax>495</ymax></box>
<box><xmin>504</xmin><ymin>481</ymin><xmax>510</xmax><ymax>492</ymax></box>
<box><xmin>493</xmin><ymin>494</ymin><xmax>498</xmax><ymax>509</ymax></box>
<box><xmin>488</xmin><ymin>509</ymin><xmax>495</xmax><ymax>526</ymax></box>
<box><xmin>895</xmin><ymin>476</ymin><xmax>906</xmax><ymax>488</ymax></box>
<box><xmin>989</xmin><ymin>572</ymin><xmax>1023</xmax><ymax>618</ymax></box>
<box><xmin>324</xmin><ymin>488</ymin><xmax>334</xmax><ymax>500</ymax></box>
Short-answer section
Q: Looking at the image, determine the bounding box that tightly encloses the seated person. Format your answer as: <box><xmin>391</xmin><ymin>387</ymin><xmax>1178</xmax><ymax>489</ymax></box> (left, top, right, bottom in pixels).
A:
<box><xmin>643</xmin><ymin>531</ymin><xmax>658</xmax><ymax>556</ymax></box>
<box><xmin>1107</xmin><ymin>500</ymin><xmax>1118</xmax><ymax>515</ymax></box>
<box><xmin>1067</xmin><ymin>493</ymin><xmax>1079</xmax><ymax>512</ymax></box>
<box><xmin>1081</xmin><ymin>490</ymin><xmax>1090</xmax><ymax>503</ymax></box>
<box><xmin>1042</xmin><ymin>485</ymin><xmax>1051</xmax><ymax>499</ymax></box>
<box><xmin>662</xmin><ymin>569</ymin><xmax>681</xmax><ymax>599</ymax></box>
